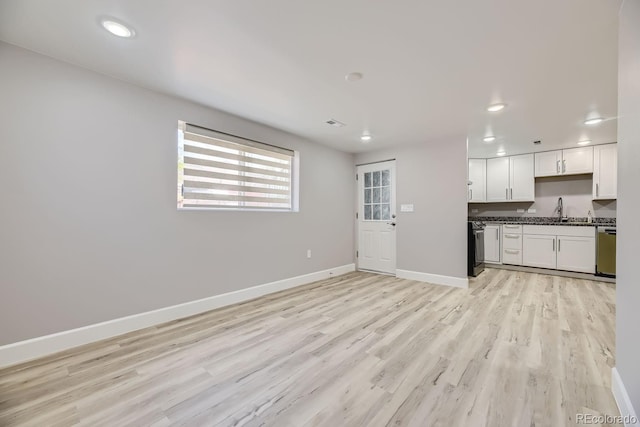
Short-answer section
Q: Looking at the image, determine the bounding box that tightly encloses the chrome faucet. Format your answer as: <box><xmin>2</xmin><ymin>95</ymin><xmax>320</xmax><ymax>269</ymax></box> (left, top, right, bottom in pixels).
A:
<box><xmin>556</xmin><ymin>197</ymin><xmax>563</xmax><ymax>221</ymax></box>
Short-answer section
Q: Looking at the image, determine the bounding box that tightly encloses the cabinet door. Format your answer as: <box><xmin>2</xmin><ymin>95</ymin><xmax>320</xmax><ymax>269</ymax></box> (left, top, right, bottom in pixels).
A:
<box><xmin>562</xmin><ymin>146</ymin><xmax>593</xmax><ymax>175</ymax></box>
<box><xmin>522</xmin><ymin>234</ymin><xmax>557</xmax><ymax>269</ymax></box>
<box><xmin>556</xmin><ymin>236</ymin><xmax>595</xmax><ymax>273</ymax></box>
<box><xmin>483</xmin><ymin>225</ymin><xmax>501</xmax><ymax>263</ymax></box>
<box><xmin>535</xmin><ymin>150</ymin><xmax>561</xmax><ymax>177</ymax></box>
<box><xmin>468</xmin><ymin>159</ymin><xmax>486</xmax><ymax>202</ymax></box>
<box><xmin>486</xmin><ymin>157</ymin><xmax>510</xmax><ymax>202</ymax></box>
<box><xmin>509</xmin><ymin>154</ymin><xmax>535</xmax><ymax>201</ymax></box>
<box><xmin>593</xmin><ymin>144</ymin><xmax>617</xmax><ymax>200</ymax></box>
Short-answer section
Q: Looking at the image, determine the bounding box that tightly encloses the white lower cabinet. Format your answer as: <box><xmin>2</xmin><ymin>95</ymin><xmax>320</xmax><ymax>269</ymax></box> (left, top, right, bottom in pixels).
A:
<box><xmin>556</xmin><ymin>236</ymin><xmax>596</xmax><ymax>273</ymax></box>
<box><xmin>523</xmin><ymin>235</ymin><xmax>557</xmax><ymax>269</ymax></box>
<box><xmin>520</xmin><ymin>225</ymin><xmax>595</xmax><ymax>274</ymax></box>
<box><xmin>501</xmin><ymin>225</ymin><xmax>522</xmax><ymax>265</ymax></box>
<box><xmin>484</xmin><ymin>225</ymin><xmax>501</xmax><ymax>263</ymax></box>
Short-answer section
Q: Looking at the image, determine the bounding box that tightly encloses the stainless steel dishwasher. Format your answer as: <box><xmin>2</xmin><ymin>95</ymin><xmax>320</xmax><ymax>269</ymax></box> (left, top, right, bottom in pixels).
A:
<box><xmin>596</xmin><ymin>226</ymin><xmax>616</xmax><ymax>277</ymax></box>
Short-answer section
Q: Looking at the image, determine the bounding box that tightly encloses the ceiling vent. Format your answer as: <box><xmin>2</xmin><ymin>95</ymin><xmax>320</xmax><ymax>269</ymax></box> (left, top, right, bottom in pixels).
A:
<box><xmin>325</xmin><ymin>119</ymin><xmax>346</xmax><ymax>127</ymax></box>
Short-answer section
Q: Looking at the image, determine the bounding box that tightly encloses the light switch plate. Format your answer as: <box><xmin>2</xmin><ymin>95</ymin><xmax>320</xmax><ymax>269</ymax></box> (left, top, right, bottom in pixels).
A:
<box><xmin>400</xmin><ymin>204</ymin><xmax>414</xmax><ymax>212</ymax></box>
<box><xmin>528</xmin><ymin>208</ymin><xmax>536</xmax><ymax>213</ymax></box>
<box><xmin>516</xmin><ymin>209</ymin><xmax>525</xmax><ymax>213</ymax></box>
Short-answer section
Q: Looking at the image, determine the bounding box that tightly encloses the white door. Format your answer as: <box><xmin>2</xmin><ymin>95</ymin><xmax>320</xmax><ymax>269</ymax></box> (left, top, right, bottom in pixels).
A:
<box><xmin>522</xmin><ymin>234</ymin><xmax>557</xmax><ymax>269</ymax></box>
<box><xmin>593</xmin><ymin>144</ymin><xmax>617</xmax><ymax>200</ymax></box>
<box><xmin>509</xmin><ymin>154</ymin><xmax>535</xmax><ymax>201</ymax></box>
<box><xmin>357</xmin><ymin>161</ymin><xmax>396</xmax><ymax>274</ymax></box>
<box><xmin>562</xmin><ymin>146</ymin><xmax>594</xmax><ymax>175</ymax></box>
<box><xmin>468</xmin><ymin>159</ymin><xmax>486</xmax><ymax>202</ymax></box>
<box><xmin>483</xmin><ymin>225</ymin><xmax>501</xmax><ymax>263</ymax></box>
<box><xmin>486</xmin><ymin>157</ymin><xmax>510</xmax><ymax>202</ymax></box>
<box><xmin>556</xmin><ymin>236</ymin><xmax>596</xmax><ymax>273</ymax></box>
<box><xmin>535</xmin><ymin>150</ymin><xmax>562</xmax><ymax>177</ymax></box>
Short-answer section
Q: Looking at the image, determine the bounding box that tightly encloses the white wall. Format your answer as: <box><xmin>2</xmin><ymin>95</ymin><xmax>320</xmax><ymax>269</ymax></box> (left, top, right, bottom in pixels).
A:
<box><xmin>354</xmin><ymin>140</ymin><xmax>468</xmax><ymax>280</ymax></box>
<box><xmin>616</xmin><ymin>0</ymin><xmax>640</xmax><ymax>415</ymax></box>
<box><xmin>0</xmin><ymin>42</ymin><xmax>355</xmax><ymax>345</ymax></box>
<box><xmin>469</xmin><ymin>174</ymin><xmax>616</xmax><ymax>218</ymax></box>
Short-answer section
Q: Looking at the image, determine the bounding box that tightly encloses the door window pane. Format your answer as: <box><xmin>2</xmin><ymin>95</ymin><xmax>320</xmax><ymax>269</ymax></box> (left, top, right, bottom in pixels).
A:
<box><xmin>373</xmin><ymin>171</ymin><xmax>381</xmax><ymax>187</ymax></box>
<box><xmin>381</xmin><ymin>204</ymin><xmax>390</xmax><ymax>220</ymax></box>
<box><xmin>381</xmin><ymin>187</ymin><xmax>390</xmax><ymax>203</ymax></box>
<box><xmin>365</xmin><ymin>188</ymin><xmax>371</xmax><ymax>203</ymax></box>
<box><xmin>382</xmin><ymin>170</ymin><xmax>390</xmax><ymax>186</ymax></box>
<box><xmin>364</xmin><ymin>172</ymin><xmax>372</xmax><ymax>188</ymax></box>
<box><xmin>364</xmin><ymin>205</ymin><xmax>372</xmax><ymax>220</ymax></box>
<box><xmin>372</xmin><ymin>188</ymin><xmax>381</xmax><ymax>203</ymax></box>
<box><xmin>372</xmin><ymin>204</ymin><xmax>381</xmax><ymax>220</ymax></box>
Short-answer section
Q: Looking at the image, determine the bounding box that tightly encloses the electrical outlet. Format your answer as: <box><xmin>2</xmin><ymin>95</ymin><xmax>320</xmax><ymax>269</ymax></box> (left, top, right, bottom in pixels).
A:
<box><xmin>307</xmin><ymin>249</ymin><xmax>312</xmax><ymax>259</ymax></box>
<box><xmin>516</xmin><ymin>209</ymin><xmax>525</xmax><ymax>213</ymax></box>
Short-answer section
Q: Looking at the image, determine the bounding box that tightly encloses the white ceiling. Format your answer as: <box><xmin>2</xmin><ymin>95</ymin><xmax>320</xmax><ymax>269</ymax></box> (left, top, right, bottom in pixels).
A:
<box><xmin>0</xmin><ymin>0</ymin><xmax>621</xmax><ymax>155</ymax></box>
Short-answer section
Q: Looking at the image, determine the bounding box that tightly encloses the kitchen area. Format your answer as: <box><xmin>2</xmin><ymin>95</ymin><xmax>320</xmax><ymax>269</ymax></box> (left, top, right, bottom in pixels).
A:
<box><xmin>467</xmin><ymin>143</ymin><xmax>617</xmax><ymax>280</ymax></box>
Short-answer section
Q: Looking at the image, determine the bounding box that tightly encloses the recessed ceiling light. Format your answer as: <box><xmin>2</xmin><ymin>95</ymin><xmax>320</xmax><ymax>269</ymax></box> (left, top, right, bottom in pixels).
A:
<box><xmin>360</xmin><ymin>135</ymin><xmax>372</xmax><ymax>142</ymax></box>
<box><xmin>487</xmin><ymin>103</ymin><xmax>507</xmax><ymax>112</ymax></box>
<box><xmin>584</xmin><ymin>117</ymin><xmax>604</xmax><ymax>125</ymax></box>
<box><xmin>100</xmin><ymin>18</ymin><xmax>135</xmax><ymax>38</ymax></box>
<box><xmin>483</xmin><ymin>136</ymin><xmax>496</xmax><ymax>143</ymax></box>
<box><xmin>496</xmin><ymin>151</ymin><xmax>506</xmax><ymax>156</ymax></box>
<box><xmin>578</xmin><ymin>140</ymin><xmax>592</xmax><ymax>145</ymax></box>
<box><xmin>345</xmin><ymin>72</ymin><xmax>364</xmax><ymax>82</ymax></box>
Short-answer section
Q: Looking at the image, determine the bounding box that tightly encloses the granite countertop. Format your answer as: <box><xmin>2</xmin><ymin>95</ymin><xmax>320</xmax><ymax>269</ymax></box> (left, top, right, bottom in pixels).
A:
<box><xmin>469</xmin><ymin>216</ymin><xmax>616</xmax><ymax>227</ymax></box>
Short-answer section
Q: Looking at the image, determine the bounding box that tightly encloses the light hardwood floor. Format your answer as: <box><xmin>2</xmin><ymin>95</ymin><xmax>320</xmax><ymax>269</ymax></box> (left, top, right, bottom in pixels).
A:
<box><xmin>0</xmin><ymin>269</ymin><xmax>619</xmax><ymax>426</ymax></box>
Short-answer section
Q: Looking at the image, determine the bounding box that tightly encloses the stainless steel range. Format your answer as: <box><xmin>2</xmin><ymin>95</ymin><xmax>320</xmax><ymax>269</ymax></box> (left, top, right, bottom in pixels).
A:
<box><xmin>468</xmin><ymin>221</ymin><xmax>485</xmax><ymax>277</ymax></box>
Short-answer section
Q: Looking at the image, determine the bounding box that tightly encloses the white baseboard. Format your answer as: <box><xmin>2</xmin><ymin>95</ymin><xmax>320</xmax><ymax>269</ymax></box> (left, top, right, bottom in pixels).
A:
<box><xmin>612</xmin><ymin>367</ymin><xmax>639</xmax><ymax>426</ymax></box>
<box><xmin>395</xmin><ymin>269</ymin><xmax>469</xmax><ymax>288</ymax></box>
<box><xmin>0</xmin><ymin>263</ymin><xmax>355</xmax><ymax>369</ymax></box>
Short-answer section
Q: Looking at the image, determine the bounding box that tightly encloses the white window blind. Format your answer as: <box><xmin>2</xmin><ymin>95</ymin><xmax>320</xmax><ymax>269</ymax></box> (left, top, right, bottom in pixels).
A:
<box><xmin>178</xmin><ymin>122</ymin><xmax>295</xmax><ymax>210</ymax></box>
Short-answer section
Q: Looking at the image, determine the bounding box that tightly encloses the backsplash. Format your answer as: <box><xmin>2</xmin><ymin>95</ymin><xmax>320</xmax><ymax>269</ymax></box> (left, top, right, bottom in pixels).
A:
<box><xmin>468</xmin><ymin>216</ymin><xmax>616</xmax><ymax>225</ymax></box>
<box><xmin>469</xmin><ymin>175</ymin><xmax>617</xmax><ymax>219</ymax></box>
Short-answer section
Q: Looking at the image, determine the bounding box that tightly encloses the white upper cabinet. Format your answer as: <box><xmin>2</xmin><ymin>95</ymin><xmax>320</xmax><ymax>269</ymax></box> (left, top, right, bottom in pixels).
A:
<box><xmin>534</xmin><ymin>147</ymin><xmax>593</xmax><ymax>177</ymax></box>
<box><xmin>485</xmin><ymin>155</ymin><xmax>534</xmax><ymax>202</ymax></box>
<box><xmin>562</xmin><ymin>147</ymin><xmax>594</xmax><ymax>175</ymax></box>
<box><xmin>486</xmin><ymin>157</ymin><xmax>510</xmax><ymax>202</ymax></box>
<box><xmin>593</xmin><ymin>143</ymin><xmax>617</xmax><ymax>200</ymax></box>
<box><xmin>509</xmin><ymin>154</ymin><xmax>535</xmax><ymax>201</ymax></box>
<box><xmin>468</xmin><ymin>159</ymin><xmax>486</xmax><ymax>202</ymax></box>
<box><xmin>534</xmin><ymin>150</ymin><xmax>562</xmax><ymax>177</ymax></box>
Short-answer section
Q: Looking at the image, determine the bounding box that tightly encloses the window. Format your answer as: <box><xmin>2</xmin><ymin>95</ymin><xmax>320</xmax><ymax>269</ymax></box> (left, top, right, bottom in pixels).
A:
<box><xmin>177</xmin><ymin>122</ymin><xmax>297</xmax><ymax>211</ymax></box>
<box><xmin>363</xmin><ymin>169</ymin><xmax>391</xmax><ymax>220</ymax></box>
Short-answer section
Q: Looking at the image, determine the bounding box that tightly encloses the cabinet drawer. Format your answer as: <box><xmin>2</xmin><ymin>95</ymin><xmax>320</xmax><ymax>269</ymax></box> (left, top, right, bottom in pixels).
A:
<box><xmin>502</xmin><ymin>233</ymin><xmax>522</xmax><ymax>250</ymax></box>
<box><xmin>502</xmin><ymin>224</ymin><xmax>522</xmax><ymax>233</ymax></box>
<box><xmin>503</xmin><ymin>248</ymin><xmax>522</xmax><ymax>265</ymax></box>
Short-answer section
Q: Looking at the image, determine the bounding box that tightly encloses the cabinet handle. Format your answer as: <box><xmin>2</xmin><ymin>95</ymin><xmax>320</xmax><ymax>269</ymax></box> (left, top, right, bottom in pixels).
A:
<box><xmin>563</xmin><ymin>160</ymin><xmax>566</xmax><ymax>173</ymax></box>
<box><xmin>553</xmin><ymin>239</ymin><xmax>555</xmax><ymax>251</ymax></box>
<box><xmin>596</xmin><ymin>183</ymin><xmax>599</xmax><ymax>197</ymax></box>
<box><xmin>556</xmin><ymin>160</ymin><xmax>560</xmax><ymax>174</ymax></box>
<box><xmin>510</xmin><ymin>188</ymin><xmax>513</xmax><ymax>199</ymax></box>
<box><xmin>506</xmin><ymin>188</ymin><xmax>508</xmax><ymax>199</ymax></box>
<box><xmin>505</xmin><ymin>234</ymin><xmax>520</xmax><ymax>238</ymax></box>
<box><xmin>504</xmin><ymin>225</ymin><xmax>520</xmax><ymax>229</ymax></box>
<box><xmin>558</xmin><ymin>239</ymin><xmax>561</xmax><ymax>252</ymax></box>
<box><xmin>470</xmin><ymin>189</ymin><xmax>473</xmax><ymax>200</ymax></box>
<box><xmin>505</xmin><ymin>249</ymin><xmax>520</xmax><ymax>254</ymax></box>
<box><xmin>496</xmin><ymin>231</ymin><xmax>499</xmax><ymax>240</ymax></box>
